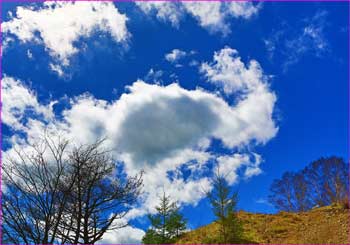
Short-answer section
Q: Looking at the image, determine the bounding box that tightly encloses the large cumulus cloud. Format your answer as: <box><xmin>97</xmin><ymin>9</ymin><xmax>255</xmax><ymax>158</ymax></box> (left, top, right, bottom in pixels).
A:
<box><xmin>2</xmin><ymin>47</ymin><xmax>278</xmax><ymax>238</ymax></box>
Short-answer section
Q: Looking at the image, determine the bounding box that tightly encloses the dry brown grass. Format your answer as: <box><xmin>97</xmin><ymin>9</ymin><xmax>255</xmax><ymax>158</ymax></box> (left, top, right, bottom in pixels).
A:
<box><xmin>176</xmin><ymin>203</ymin><xmax>349</xmax><ymax>244</ymax></box>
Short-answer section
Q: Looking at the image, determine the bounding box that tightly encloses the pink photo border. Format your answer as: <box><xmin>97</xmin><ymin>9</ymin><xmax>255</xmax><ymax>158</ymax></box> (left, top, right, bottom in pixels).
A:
<box><xmin>0</xmin><ymin>0</ymin><xmax>348</xmax><ymax>244</ymax></box>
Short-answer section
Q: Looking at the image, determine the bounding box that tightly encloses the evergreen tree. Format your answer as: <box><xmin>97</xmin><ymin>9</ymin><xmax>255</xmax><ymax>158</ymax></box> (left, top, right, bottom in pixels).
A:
<box><xmin>167</xmin><ymin>208</ymin><xmax>187</xmax><ymax>237</ymax></box>
<box><xmin>142</xmin><ymin>192</ymin><xmax>187</xmax><ymax>244</ymax></box>
<box><xmin>207</xmin><ymin>172</ymin><xmax>243</xmax><ymax>243</ymax></box>
<box><xmin>142</xmin><ymin>229</ymin><xmax>162</xmax><ymax>244</ymax></box>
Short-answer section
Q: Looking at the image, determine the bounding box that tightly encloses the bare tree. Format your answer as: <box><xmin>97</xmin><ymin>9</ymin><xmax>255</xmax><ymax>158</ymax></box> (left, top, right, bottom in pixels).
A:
<box><xmin>269</xmin><ymin>172</ymin><xmax>297</xmax><ymax>212</ymax></box>
<box><xmin>58</xmin><ymin>140</ymin><xmax>143</xmax><ymax>244</ymax></box>
<box><xmin>269</xmin><ymin>156</ymin><xmax>348</xmax><ymax>212</ymax></box>
<box><xmin>269</xmin><ymin>171</ymin><xmax>312</xmax><ymax>212</ymax></box>
<box><xmin>305</xmin><ymin>157</ymin><xmax>348</xmax><ymax>206</ymax></box>
<box><xmin>293</xmin><ymin>172</ymin><xmax>311</xmax><ymax>212</ymax></box>
<box><xmin>2</xmin><ymin>136</ymin><xmax>73</xmax><ymax>244</ymax></box>
<box><xmin>2</xmin><ymin>137</ymin><xmax>143</xmax><ymax>244</ymax></box>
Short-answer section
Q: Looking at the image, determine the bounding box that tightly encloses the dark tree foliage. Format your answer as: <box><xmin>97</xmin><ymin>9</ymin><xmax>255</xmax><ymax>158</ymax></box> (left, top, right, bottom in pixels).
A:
<box><xmin>206</xmin><ymin>173</ymin><xmax>243</xmax><ymax>243</ymax></box>
<box><xmin>2</xmin><ymin>137</ymin><xmax>143</xmax><ymax>244</ymax></box>
<box><xmin>142</xmin><ymin>192</ymin><xmax>187</xmax><ymax>244</ymax></box>
<box><xmin>269</xmin><ymin>156</ymin><xmax>349</xmax><ymax>212</ymax></box>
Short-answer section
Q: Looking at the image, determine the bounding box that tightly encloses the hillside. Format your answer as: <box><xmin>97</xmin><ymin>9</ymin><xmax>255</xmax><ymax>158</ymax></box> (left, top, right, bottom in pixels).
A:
<box><xmin>177</xmin><ymin>203</ymin><xmax>349</xmax><ymax>244</ymax></box>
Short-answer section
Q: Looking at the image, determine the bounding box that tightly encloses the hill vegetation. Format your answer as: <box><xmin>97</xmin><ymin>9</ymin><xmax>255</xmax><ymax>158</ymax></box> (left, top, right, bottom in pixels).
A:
<box><xmin>176</xmin><ymin>156</ymin><xmax>349</xmax><ymax>244</ymax></box>
<box><xmin>177</xmin><ymin>203</ymin><xmax>349</xmax><ymax>244</ymax></box>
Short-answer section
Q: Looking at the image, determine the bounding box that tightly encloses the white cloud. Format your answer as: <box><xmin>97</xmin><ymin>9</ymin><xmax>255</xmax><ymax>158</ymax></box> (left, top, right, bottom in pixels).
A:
<box><xmin>105</xmin><ymin>78</ymin><xmax>276</xmax><ymax>168</ymax></box>
<box><xmin>227</xmin><ymin>2</ymin><xmax>260</xmax><ymax>19</ymax></box>
<box><xmin>113</xmin><ymin>82</ymin><xmax>218</xmax><ymax>167</ymax></box>
<box><xmin>183</xmin><ymin>2</ymin><xmax>227</xmax><ymax>33</ymax></box>
<box><xmin>201</xmin><ymin>47</ymin><xmax>264</xmax><ymax>94</ymax></box>
<box><xmin>2</xmin><ymin>2</ymin><xmax>129</xmax><ymax>73</ymax></box>
<box><xmin>49</xmin><ymin>63</ymin><xmax>64</xmax><ymax>77</ymax></box>
<box><xmin>135</xmin><ymin>1</ymin><xmax>183</xmax><ymax>27</ymax></box>
<box><xmin>1</xmin><ymin>76</ymin><xmax>55</xmax><ymax>131</ymax></box>
<box><xmin>165</xmin><ymin>49</ymin><xmax>187</xmax><ymax>63</ymax></box>
<box><xmin>183</xmin><ymin>2</ymin><xmax>259</xmax><ymax>35</ymax></box>
<box><xmin>144</xmin><ymin>68</ymin><xmax>164</xmax><ymax>83</ymax></box>
<box><xmin>244</xmin><ymin>153</ymin><xmax>263</xmax><ymax>178</ymax></box>
<box><xmin>98</xmin><ymin>223</ymin><xmax>145</xmax><ymax>244</ymax></box>
<box><xmin>3</xmin><ymin>47</ymin><xmax>277</xmax><ymax>235</ymax></box>
<box><xmin>26</xmin><ymin>49</ymin><xmax>33</xmax><ymax>59</ymax></box>
<box><xmin>126</xmin><ymin>149</ymin><xmax>213</xmax><ymax>216</ymax></box>
<box><xmin>217</xmin><ymin>154</ymin><xmax>247</xmax><ymax>185</ymax></box>
<box><xmin>136</xmin><ymin>2</ymin><xmax>259</xmax><ymax>35</ymax></box>
<box><xmin>216</xmin><ymin>153</ymin><xmax>262</xmax><ymax>185</ymax></box>
<box><xmin>255</xmin><ymin>198</ymin><xmax>273</xmax><ymax>207</ymax></box>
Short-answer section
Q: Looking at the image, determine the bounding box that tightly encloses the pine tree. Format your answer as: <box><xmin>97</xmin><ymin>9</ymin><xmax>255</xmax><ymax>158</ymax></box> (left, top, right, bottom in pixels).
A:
<box><xmin>207</xmin><ymin>172</ymin><xmax>243</xmax><ymax>243</ymax></box>
<box><xmin>142</xmin><ymin>192</ymin><xmax>187</xmax><ymax>244</ymax></box>
<box><xmin>167</xmin><ymin>205</ymin><xmax>187</xmax><ymax>238</ymax></box>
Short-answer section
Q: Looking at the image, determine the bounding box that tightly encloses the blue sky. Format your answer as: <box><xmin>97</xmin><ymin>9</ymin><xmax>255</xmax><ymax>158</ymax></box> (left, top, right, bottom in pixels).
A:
<box><xmin>1</xmin><ymin>1</ymin><xmax>348</xmax><ymax>243</ymax></box>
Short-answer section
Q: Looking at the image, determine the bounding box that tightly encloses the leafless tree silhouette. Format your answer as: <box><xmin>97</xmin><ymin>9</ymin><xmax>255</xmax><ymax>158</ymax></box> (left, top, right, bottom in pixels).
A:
<box><xmin>269</xmin><ymin>156</ymin><xmax>348</xmax><ymax>212</ymax></box>
<box><xmin>2</xmin><ymin>136</ymin><xmax>143</xmax><ymax>244</ymax></box>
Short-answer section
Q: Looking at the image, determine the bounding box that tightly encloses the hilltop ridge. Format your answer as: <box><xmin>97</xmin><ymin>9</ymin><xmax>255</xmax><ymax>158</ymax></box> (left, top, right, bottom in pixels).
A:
<box><xmin>177</xmin><ymin>203</ymin><xmax>349</xmax><ymax>244</ymax></box>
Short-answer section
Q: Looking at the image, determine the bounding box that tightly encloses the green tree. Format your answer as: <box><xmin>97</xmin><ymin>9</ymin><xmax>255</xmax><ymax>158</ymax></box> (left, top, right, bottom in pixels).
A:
<box><xmin>142</xmin><ymin>192</ymin><xmax>187</xmax><ymax>244</ymax></box>
<box><xmin>167</xmin><ymin>208</ymin><xmax>187</xmax><ymax>238</ymax></box>
<box><xmin>207</xmin><ymin>172</ymin><xmax>243</xmax><ymax>243</ymax></box>
<box><xmin>142</xmin><ymin>229</ymin><xmax>162</xmax><ymax>244</ymax></box>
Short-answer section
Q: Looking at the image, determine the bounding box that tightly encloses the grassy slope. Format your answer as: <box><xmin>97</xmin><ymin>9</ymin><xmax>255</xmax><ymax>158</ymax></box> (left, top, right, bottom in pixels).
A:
<box><xmin>177</xmin><ymin>204</ymin><xmax>349</xmax><ymax>244</ymax></box>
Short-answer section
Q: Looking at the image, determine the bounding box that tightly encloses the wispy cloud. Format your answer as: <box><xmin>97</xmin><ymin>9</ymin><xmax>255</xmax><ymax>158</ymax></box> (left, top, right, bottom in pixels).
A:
<box><xmin>264</xmin><ymin>10</ymin><xmax>329</xmax><ymax>72</ymax></box>
<box><xmin>255</xmin><ymin>198</ymin><xmax>273</xmax><ymax>207</ymax></box>
<box><xmin>165</xmin><ymin>49</ymin><xmax>187</xmax><ymax>63</ymax></box>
